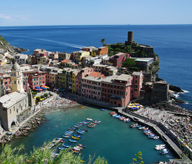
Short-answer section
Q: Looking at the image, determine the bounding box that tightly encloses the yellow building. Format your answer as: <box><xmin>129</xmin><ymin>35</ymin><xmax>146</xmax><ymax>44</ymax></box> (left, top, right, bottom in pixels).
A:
<box><xmin>74</xmin><ymin>51</ymin><xmax>90</xmax><ymax>63</ymax></box>
<box><xmin>57</xmin><ymin>68</ymin><xmax>71</xmax><ymax>89</ymax></box>
<box><xmin>72</xmin><ymin>70</ymin><xmax>80</xmax><ymax>93</ymax></box>
<box><xmin>40</xmin><ymin>56</ymin><xmax>49</xmax><ymax>65</ymax></box>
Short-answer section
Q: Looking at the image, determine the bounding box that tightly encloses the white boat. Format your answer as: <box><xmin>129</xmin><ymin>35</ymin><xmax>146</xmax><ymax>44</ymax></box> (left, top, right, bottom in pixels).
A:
<box><xmin>87</xmin><ymin>118</ymin><xmax>93</xmax><ymax>121</ymax></box>
<box><xmin>155</xmin><ymin>144</ymin><xmax>166</xmax><ymax>150</ymax></box>
<box><xmin>160</xmin><ymin>148</ymin><xmax>168</xmax><ymax>154</ymax></box>
<box><xmin>154</xmin><ymin>136</ymin><xmax>159</xmax><ymax>139</ymax></box>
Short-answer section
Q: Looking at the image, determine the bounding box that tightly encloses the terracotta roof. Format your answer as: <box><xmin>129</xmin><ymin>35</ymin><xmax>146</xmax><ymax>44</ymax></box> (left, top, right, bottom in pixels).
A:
<box><xmin>89</xmin><ymin>71</ymin><xmax>106</xmax><ymax>78</ymax></box>
<box><xmin>61</xmin><ymin>59</ymin><xmax>70</xmax><ymax>63</ymax></box>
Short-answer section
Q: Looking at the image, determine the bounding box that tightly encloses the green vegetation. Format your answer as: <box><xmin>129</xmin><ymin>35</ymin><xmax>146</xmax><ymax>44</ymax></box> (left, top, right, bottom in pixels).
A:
<box><xmin>44</xmin><ymin>93</ymin><xmax>48</xmax><ymax>98</ymax></box>
<box><xmin>131</xmin><ymin>151</ymin><xmax>144</xmax><ymax>164</ymax></box>
<box><xmin>122</xmin><ymin>58</ymin><xmax>139</xmax><ymax>71</ymax></box>
<box><xmin>0</xmin><ymin>35</ymin><xmax>10</xmax><ymax>51</ymax></box>
<box><xmin>107</xmin><ymin>44</ymin><xmax>132</xmax><ymax>56</ymax></box>
<box><xmin>32</xmin><ymin>91</ymin><xmax>37</xmax><ymax>95</ymax></box>
<box><xmin>40</xmin><ymin>95</ymin><xmax>45</xmax><ymax>99</ymax></box>
<box><xmin>148</xmin><ymin>59</ymin><xmax>160</xmax><ymax>73</ymax></box>
<box><xmin>100</xmin><ymin>38</ymin><xmax>106</xmax><ymax>46</ymax></box>
<box><xmin>136</xmin><ymin>50</ymin><xmax>147</xmax><ymax>57</ymax></box>
<box><xmin>0</xmin><ymin>143</ymin><xmax>108</xmax><ymax>164</ymax></box>
<box><xmin>49</xmin><ymin>93</ymin><xmax>53</xmax><ymax>96</ymax></box>
<box><xmin>36</xmin><ymin>96</ymin><xmax>40</xmax><ymax>101</ymax></box>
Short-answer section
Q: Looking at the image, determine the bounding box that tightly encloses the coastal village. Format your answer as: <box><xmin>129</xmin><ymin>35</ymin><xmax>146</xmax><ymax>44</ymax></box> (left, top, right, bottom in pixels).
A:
<box><xmin>0</xmin><ymin>31</ymin><xmax>192</xmax><ymax>163</ymax></box>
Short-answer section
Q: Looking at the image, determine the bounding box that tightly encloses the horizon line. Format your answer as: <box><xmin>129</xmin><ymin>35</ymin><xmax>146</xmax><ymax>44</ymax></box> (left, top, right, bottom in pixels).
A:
<box><xmin>0</xmin><ymin>23</ymin><xmax>192</xmax><ymax>27</ymax></box>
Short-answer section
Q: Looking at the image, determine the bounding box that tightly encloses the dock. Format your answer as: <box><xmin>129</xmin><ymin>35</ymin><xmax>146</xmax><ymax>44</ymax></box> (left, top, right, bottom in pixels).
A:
<box><xmin>116</xmin><ymin>107</ymin><xmax>192</xmax><ymax>163</ymax></box>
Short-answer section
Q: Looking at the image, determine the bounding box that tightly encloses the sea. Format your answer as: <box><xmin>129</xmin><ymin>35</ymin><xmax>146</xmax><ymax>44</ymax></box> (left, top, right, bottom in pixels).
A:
<box><xmin>0</xmin><ymin>25</ymin><xmax>192</xmax><ymax>163</ymax></box>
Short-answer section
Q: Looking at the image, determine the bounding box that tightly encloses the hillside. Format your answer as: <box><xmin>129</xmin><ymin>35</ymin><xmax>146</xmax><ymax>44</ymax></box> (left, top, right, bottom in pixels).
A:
<box><xmin>0</xmin><ymin>35</ymin><xmax>27</xmax><ymax>54</ymax></box>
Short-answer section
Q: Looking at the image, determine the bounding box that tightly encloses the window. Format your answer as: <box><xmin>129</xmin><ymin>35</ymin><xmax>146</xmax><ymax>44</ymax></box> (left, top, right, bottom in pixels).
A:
<box><xmin>10</xmin><ymin>109</ymin><xmax>11</xmax><ymax>114</ymax></box>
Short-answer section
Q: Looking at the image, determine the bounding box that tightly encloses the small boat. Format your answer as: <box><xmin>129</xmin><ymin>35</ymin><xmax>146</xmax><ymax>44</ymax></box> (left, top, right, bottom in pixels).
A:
<box><xmin>93</xmin><ymin>120</ymin><xmax>101</xmax><ymax>124</ymax></box>
<box><xmin>72</xmin><ymin>136</ymin><xmax>79</xmax><ymax>140</ymax></box>
<box><xmin>101</xmin><ymin>108</ymin><xmax>107</xmax><ymax>111</ymax></box>
<box><xmin>160</xmin><ymin>148</ymin><xmax>168</xmax><ymax>154</ymax></box>
<box><xmin>78</xmin><ymin>143</ymin><xmax>86</xmax><ymax>148</ymax></box>
<box><xmin>110</xmin><ymin>111</ymin><xmax>116</xmax><ymax>115</ymax></box>
<box><xmin>77</xmin><ymin>130</ymin><xmax>85</xmax><ymax>135</ymax></box>
<box><xmin>88</xmin><ymin>123</ymin><xmax>96</xmax><ymax>128</ymax></box>
<box><xmin>81</xmin><ymin>106</ymin><xmax>85</xmax><ymax>109</ymax></box>
<box><xmin>87</xmin><ymin>118</ymin><xmax>93</xmax><ymax>121</ymax></box>
<box><xmin>155</xmin><ymin>144</ymin><xmax>166</xmax><ymax>150</ymax></box>
<box><xmin>59</xmin><ymin>147</ymin><xmax>67</xmax><ymax>150</ymax></box>
<box><xmin>71</xmin><ymin>149</ymin><xmax>79</xmax><ymax>153</ymax></box>
<box><xmin>74</xmin><ymin>134</ymin><xmax>81</xmax><ymax>138</ymax></box>
<box><xmin>153</xmin><ymin>136</ymin><xmax>159</xmax><ymax>140</ymax></box>
<box><xmin>148</xmin><ymin>134</ymin><xmax>155</xmax><ymax>139</ymax></box>
<box><xmin>63</xmin><ymin>144</ymin><xmax>70</xmax><ymax>148</ymax></box>
<box><xmin>112</xmin><ymin>113</ymin><xmax>117</xmax><ymax>117</ymax></box>
<box><xmin>124</xmin><ymin>118</ymin><xmax>130</xmax><ymax>122</ymax></box>
<box><xmin>130</xmin><ymin>123</ymin><xmax>138</xmax><ymax>128</ymax></box>
<box><xmin>63</xmin><ymin>135</ymin><xmax>70</xmax><ymax>138</ymax></box>
<box><xmin>69</xmin><ymin>139</ymin><xmax>77</xmax><ymax>143</ymax></box>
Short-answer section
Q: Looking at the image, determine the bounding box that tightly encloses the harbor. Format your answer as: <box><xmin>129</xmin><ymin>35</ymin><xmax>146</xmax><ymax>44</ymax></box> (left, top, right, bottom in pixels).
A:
<box><xmin>9</xmin><ymin>105</ymin><xmax>176</xmax><ymax>164</ymax></box>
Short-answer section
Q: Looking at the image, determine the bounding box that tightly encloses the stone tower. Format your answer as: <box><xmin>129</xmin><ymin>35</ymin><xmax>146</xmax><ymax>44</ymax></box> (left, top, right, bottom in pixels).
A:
<box><xmin>125</xmin><ymin>31</ymin><xmax>133</xmax><ymax>45</ymax></box>
<box><xmin>11</xmin><ymin>60</ymin><xmax>25</xmax><ymax>93</ymax></box>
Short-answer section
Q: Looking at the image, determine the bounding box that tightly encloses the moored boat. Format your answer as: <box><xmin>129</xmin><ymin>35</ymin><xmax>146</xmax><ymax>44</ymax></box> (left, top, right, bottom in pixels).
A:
<box><xmin>69</xmin><ymin>139</ymin><xmax>77</xmax><ymax>143</ymax></box>
<box><xmin>63</xmin><ymin>144</ymin><xmax>70</xmax><ymax>148</ymax></box>
<box><xmin>72</xmin><ymin>136</ymin><xmax>80</xmax><ymax>140</ymax></box>
<box><xmin>160</xmin><ymin>148</ymin><xmax>168</xmax><ymax>154</ymax></box>
<box><xmin>78</xmin><ymin>143</ymin><xmax>86</xmax><ymax>147</ymax></box>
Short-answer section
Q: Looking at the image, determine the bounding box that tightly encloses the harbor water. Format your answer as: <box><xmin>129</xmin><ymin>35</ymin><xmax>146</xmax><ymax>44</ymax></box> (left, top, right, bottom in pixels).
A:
<box><xmin>10</xmin><ymin>106</ymin><xmax>176</xmax><ymax>163</ymax></box>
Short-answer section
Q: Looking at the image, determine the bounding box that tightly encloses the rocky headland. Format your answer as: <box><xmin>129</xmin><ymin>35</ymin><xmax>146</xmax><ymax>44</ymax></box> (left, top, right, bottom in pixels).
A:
<box><xmin>0</xmin><ymin>35</ymin><xmax>27</xmax><ymax>54</ymax></box>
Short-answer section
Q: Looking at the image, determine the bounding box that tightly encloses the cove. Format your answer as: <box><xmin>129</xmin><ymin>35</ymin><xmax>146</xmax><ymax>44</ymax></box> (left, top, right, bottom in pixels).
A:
<box><xmin>10</xmin><ymin>106</ymin><xmax>176</xmax><ymax>163</ymax></box>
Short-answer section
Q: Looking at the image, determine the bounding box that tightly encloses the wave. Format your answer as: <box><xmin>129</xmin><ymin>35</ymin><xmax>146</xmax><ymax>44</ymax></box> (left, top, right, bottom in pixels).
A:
<box><xmin>173</xmin><ymin>93</ymin><xmax>179</xmax><ymax>98</ymax></box>
<box><xmin>182</xmin><ymin>90</ymin><xmax>189</xmax><ymax>93</ymax></box>
<box><xmin>36</xmin><ymin>38</ymin><xmax>86</xmax><ymax>49</ymax></box>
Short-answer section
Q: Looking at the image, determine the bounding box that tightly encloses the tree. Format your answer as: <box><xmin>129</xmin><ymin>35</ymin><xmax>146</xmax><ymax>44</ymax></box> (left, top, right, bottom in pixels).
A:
<box><xmin>0</xmin><ymin>143</ymin><xmax>108</xmax><ymax>164</ymax></box>
<box><xmin>100</xmin><ymin>38</ymin><xmax>106</xmax><ymax>45</ymax></box>
<box><xmin>131</xmin><ymin>151</ymin><xmax>144</xmax><ymax>164</ymax></box>
<box><xmin>122</xmin><ymin>58</ymin><xmax>136</xmax><ymax>68</ymax></box>
<box><xmin>44</xmin><ymin>93</ymin><xmax>48</xmax><ymax>98</ymax></box>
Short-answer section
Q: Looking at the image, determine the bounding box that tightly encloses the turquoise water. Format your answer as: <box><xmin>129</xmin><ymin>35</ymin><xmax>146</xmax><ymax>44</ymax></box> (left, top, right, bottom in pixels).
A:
<box><xmin>11</xmin><ymin>106</ymin><xmax>176</xmax><ymax>164</ymax></box>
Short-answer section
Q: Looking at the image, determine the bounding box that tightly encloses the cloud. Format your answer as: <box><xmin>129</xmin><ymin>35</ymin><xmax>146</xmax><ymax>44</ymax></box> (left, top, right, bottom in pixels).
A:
<box><xmin>0</xmin><ymin>14</ymin><xmax>11</xmax><ymax>19</ymax></box>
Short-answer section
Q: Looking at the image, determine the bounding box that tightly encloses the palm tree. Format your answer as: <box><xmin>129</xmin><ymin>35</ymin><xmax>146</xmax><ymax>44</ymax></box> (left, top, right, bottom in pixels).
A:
<box><xmin>100</xmin><ymin>38</ymin><xmax>106</xmax><ymax>45</ymax></box>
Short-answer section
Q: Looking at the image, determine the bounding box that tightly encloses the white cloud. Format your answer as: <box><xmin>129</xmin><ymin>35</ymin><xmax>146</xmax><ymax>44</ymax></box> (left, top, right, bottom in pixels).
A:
<box><xmin>0</xmin><ymin>14</ymin><xmax>11</xmax><ymax>19</ymax></box>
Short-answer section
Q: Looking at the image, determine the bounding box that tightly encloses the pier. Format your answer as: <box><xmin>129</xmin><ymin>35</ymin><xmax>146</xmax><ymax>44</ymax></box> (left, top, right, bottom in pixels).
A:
<box><xmin>116</xmin><ymin>107</ymin><xmax>192</xmax><ymax>163</ymax></box>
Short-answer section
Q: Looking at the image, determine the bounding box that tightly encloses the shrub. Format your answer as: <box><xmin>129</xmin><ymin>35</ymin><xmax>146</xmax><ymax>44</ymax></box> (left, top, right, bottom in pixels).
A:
<box><xmin>41</xmin><ymin>95</ymin><xmax>45</xmax><ymax>98</ymax></box>
<box><xmin>44</xmin><ymin>93</ymin><xmax>48</xmax><ymax>97</ymax></box>
<box><xmin>32</xmin><ymin>91</ymin><xmax>37</xmax><ymax>95</ymax></box>
<box><xmin>36</xmin><ymin>97</ymin><xmax>41</xmax><ymax>101</ymax></box>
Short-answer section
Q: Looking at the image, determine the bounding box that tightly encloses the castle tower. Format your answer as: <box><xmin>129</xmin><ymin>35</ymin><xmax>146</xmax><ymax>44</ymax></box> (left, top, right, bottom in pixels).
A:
<box><xmin>11</xmin><ymin>60</ymin><xmax>25</xmax><ymax>93</ymax></box>
<box><xmin>128</xmin><ymin>31</ymin><xmax>133</xmax><ymax>45</ymax></box>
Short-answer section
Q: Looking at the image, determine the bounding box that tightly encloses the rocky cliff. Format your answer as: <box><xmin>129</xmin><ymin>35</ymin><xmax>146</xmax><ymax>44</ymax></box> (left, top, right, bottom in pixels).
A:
<box><xmin>0</xmin><ymin>35</ymin><xmax>27</xmax><ymax>54</ymax></box>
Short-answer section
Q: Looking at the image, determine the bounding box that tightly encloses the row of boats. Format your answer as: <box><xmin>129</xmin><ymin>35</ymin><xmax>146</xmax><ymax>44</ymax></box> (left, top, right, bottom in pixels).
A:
<box><xmin>52</xmin><ymin>118</ymin><xmax>101</xmax><ymax>154</ymax></box>
<box><xmin>131</xmin><ymin>123</ymin><xmax>160</xmax><ymax>140</ymax></box>
<box><xmin>110</xmin><ymin>112</ymin><xmax>131</xmax><ymax>122</ymax></box>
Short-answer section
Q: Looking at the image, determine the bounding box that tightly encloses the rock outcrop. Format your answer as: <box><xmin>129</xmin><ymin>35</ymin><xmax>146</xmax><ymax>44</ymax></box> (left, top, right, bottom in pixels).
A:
<box><xmin>0</xmin><ymin>35</ymin><xmax>27</xmax><ymax>54</ymax></box>
<box><xmin>169</xmin><ymin>85</ymin><xmax>183</xmax><ymax>93</ymax></box>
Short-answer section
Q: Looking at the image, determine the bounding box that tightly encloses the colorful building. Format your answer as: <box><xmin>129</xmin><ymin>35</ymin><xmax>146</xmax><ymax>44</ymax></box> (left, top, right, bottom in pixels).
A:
<box><xmin>97</xmin><ymin>46</ymin><xmax>108</xmax><ymax>56</ymax></box>
<box><xmin>111</xmin><ymin>52</ymin><xmax>130</xmax><ymax>67</ymax></box>
<box><xmin>132</xmin><ymin>72</ymin><xmax>143</xmax><ymax>98</ymax></box>
<box><xmin>101</xmin><ymin>74</ymin><xmax>133</xmax><ymax>107</ymax></box>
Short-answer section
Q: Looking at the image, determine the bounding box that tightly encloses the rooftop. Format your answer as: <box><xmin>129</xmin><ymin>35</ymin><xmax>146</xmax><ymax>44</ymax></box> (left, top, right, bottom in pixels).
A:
<box><xmin>0</xmin><ymin>92</ymin><xmax>27</xmax><ymax>108</ymax></box>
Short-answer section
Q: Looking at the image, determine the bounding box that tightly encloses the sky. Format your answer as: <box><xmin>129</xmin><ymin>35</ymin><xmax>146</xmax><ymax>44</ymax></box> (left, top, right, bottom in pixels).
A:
<box><xmin>0</xmin><ymin>0</ymin><xmax>192</xmax><ymax>26</ymax></box>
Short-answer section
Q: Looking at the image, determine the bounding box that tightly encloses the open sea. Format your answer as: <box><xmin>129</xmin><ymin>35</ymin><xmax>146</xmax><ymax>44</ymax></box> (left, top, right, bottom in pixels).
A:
<box><xmin>0</xmin><ymin>25</ymin><xmax>192</xmax><ymax>163</ymax></box>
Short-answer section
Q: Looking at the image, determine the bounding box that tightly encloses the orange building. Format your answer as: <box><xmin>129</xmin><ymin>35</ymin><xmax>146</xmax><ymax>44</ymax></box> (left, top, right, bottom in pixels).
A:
<box><xmin>97</xmin><ymin>46</ymin><xmax>108</xmax><ymax>55</ymax></box>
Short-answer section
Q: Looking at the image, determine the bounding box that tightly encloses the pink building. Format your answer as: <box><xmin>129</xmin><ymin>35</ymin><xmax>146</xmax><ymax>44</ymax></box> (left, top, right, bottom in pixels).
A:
<box><xmin>23</xmin><ymin>70</ymin><xmax>46</xmax><ymax>90</ymax></box>
<box><xmin>75</xmin><ymin>67</ymin><xmax>94</xmax><ymax>95</ymax></box>
<box><xmin>81</xmin><ymin>76</ymin><xmax>103</xmax><ymax>100</ymax></box>
<box><xmin>111</xmin><ymin>52</ymin><xmax>130</xmax><ymax>67</ymax></box>
<box><xmin>2</xmin><ymin>74</ymin><xmax>11</xmax><ymax>93</ymax></box>
<box><xmin>132</xmin><ymin>72</ymin><xmax>143</xmax><ymax>98</ymax></box>
<box><xmin>101</xmin><ymin>74</ymin><xmax>133</xmax><ymax>107</ymax></box>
